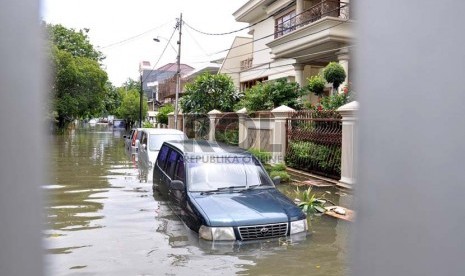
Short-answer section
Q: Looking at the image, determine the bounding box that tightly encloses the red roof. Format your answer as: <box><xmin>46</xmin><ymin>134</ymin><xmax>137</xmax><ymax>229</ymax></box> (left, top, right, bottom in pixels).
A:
<box><xmin>156</xmin><ymin>63</ymin><xmax>194</xmax><ymax>73</ymax></box>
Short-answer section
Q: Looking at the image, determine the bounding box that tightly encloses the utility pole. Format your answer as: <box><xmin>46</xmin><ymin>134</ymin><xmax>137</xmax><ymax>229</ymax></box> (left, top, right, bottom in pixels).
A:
<box><xmin>139</xmin><ymin>74</ymin><xmax>143</xmax><ymax>128</ymax></box>
<box><xmin>174</xmin><ymin>13</ymin><xmax>182</xmax><ymax>130</ymax></box>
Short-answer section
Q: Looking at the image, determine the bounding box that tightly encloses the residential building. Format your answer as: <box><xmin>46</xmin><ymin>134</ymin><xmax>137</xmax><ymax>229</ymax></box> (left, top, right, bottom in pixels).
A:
<box><xmin>139</xmin><ymin>61</ymin><xmax>194</xmax><ymax>113</ymax></box>
<box><xmin>158</xmin><ymin>63</ymin><xmax>221</xmax><ymax>104</ymax></box>
<box><xmin>218</xmin><ymin>36</ymin><xmax>253</xmax><ymax>90</ymax></box>
<box><xmin>225</xmin><ymin>0</ymin><xmax>353</xmax><ymax>105</ymax></box>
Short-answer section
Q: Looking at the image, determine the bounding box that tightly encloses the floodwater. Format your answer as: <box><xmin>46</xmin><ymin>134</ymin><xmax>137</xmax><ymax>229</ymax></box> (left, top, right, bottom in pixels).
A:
<box><xmin>44</xmin><ymin>124</ymin><xmax>350</xmax><ymax>276</ymax></box>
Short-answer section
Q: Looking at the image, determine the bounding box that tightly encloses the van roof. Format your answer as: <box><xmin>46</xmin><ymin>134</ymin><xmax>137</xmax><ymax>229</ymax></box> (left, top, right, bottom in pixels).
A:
<box><xmin>142</xmin><ymin>128</ymin><xmax>185</xmax><ymax>135</ymax></box>
<box><xmin>163</xmin><ymin>140</ymin><xmax>253</xmax><ymax>157</ymax></box>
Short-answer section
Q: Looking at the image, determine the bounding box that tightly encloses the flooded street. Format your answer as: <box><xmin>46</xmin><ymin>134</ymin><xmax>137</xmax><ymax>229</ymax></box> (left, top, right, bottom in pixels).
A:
<box><xmin>44</xmin><ymin>125</ymin><xmax>350</xmax><ymax>275</ymax></box>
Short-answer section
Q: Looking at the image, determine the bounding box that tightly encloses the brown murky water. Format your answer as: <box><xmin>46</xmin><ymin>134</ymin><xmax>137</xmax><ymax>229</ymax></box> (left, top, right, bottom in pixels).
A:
<box><xmin>43</xmin><ymin>124</ymin><xmax>350</xmax><ymax>275</ymax></box>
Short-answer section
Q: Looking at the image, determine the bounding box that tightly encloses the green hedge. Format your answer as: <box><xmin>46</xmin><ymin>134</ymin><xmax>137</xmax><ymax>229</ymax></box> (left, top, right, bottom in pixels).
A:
<box><xmin>285</xmin><ymin>141</ymin><xmax>341</xmax><ymax>177</ymax></box>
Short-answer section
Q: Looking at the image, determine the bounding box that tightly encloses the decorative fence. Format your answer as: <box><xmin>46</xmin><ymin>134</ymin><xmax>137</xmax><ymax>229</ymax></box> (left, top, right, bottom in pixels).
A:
<box><xmin>183</xmin><ymin>114</ymin><xmax>209</xmax><ymax>139</ymax></box>
<box><xmin>214</xmin><ymin>113</ymin><xmax>239</xmax><ymax>146</ymax></box>
<box><xmin>169</xmin><ymin>102</ymin><xmax>358</xmax><ymax>187</ymax></box>
<box><xmin>245</xmin><ymin>111</ymin><xmax>274</xmax><ymax>151</ymax></box>
<box><xmin>285</xmin><ymin>110</ymin><xmax>342</xmax><ymax>179</ymax></box>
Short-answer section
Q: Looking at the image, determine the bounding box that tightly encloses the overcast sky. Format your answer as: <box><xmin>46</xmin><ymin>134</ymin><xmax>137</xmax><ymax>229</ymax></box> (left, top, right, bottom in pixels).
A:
<box><xmin>41</xmin><ymin>0</ymin><xmax>250</xmax><ymax>86</ymax></box>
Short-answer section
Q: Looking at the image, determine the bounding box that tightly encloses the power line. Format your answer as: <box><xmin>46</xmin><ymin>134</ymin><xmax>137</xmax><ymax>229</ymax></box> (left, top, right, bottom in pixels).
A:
<box><xmin>184</xmin><ymin>3</ymin><xmax>351</xmax><ymax>64</ymax></box>
<box><xmin>183</xmin><ymin>20</ymin><xmax>251</xmax><ymax>36</ymax></box>
<box><xmin>100</xmin><ymin>20</ymin><xmax>174</xmax><ymax>49</ymax></box>
<box><xmin>142</xmin><ymin>26</ymin><xmax>177</xmax><ymax>83</ymax></box>
<box><xmin>183</xmin><ymin>25</ymin><xmax>211</xmax><ymax>59</ymax></box>
<box><xmin>188</xmin><ymin>18</ymin><xmax>349</xmax><ymax>66</ymax></box>
<box><xmin>182</xmin><ymin>2</ymin><xmax>292</xmax><ymax>37</ymax></box>
<box><xmin>216</xmin><ymin>7</ymin><xmax>349</xmax><ymax>55</ymax></box>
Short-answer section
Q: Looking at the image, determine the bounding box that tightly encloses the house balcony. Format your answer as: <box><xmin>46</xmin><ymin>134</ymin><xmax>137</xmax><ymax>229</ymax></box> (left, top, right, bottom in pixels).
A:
<box><xmin>267</xmin><ymin>0</ymin><xmax>353</xmax><ymax>64</ymax></box>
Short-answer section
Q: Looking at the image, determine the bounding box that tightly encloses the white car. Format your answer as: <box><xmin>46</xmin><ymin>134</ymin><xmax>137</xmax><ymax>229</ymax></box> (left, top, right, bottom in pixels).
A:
<box><xmin>124</xmin><ymin>128</ymin><xmax>143</xmax><ymax>153</ymax></box>
<box><xmin>138</xmin><ymin>128</ymin><xmax>187</xmax><ymax>168</ymax></box>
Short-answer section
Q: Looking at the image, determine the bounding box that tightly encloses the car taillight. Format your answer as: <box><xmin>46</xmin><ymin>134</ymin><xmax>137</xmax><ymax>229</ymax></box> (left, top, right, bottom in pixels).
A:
<box><xmin>132</xmin><ymin>131</ymin><xmax>137</xmax><ymax>146</ymax></box>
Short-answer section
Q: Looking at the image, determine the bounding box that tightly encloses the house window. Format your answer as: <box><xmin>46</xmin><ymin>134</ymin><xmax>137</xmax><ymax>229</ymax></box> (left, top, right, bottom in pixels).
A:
<box><xmin>275</xmin><ymin>10</ymin><xmax>296</xmax><ymax>38</ymax></box>
<box><xmin>240</xmin><ymin>77</ymin><xmax>268</xmax><ymax>92</ymax></box>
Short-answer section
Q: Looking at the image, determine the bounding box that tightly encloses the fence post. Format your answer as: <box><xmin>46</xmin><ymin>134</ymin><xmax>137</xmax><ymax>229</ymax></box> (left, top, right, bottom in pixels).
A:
<box><xmin>208</xmin><ymin>109</ymin><xmax>222</xmax><ymax>141</ymax></box>
<box><xmin>181</xmin><ymin>113</ymin><xmax>186</xmax><ymax>134</ymax></box>
<box><xmin>236</xmin><ymin>108</ymin><xmax>248</xmax><ymax>149</ymax></box>
<box><xmin>337</xmin><ymin>101</ymin><xmax>359</xmax><ymax>188</ymax></box>
<box><xmin>168</xmin><ymin>112</ymin><xmax>175</xmax><ymax>129</ymax></box>
<box><xmin>177</xmin><ymin>110</ymin><xmax>183</xmax><ymax>131</ymax></box>
<box><xmin>271</xmin><ymin>105</ymin><xmax>295</xmax><ymax>163</ymax></box>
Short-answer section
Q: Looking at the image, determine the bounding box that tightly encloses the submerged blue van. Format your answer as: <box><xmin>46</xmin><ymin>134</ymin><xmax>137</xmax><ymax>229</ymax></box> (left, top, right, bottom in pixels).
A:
<box><xmin>152</xmin><ymin>140</ymin><xmax>307</xmax><ymax>241</ymax></box>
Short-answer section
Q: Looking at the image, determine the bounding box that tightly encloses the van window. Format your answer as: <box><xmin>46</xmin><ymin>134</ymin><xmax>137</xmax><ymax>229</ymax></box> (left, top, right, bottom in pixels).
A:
<box><xmin>174</xmin><ymin>157</ymin><xmax>185</xmax><ymax>182</ymax></box>
<box><xmin>157</xmin><ymin>146</ymin><xmax>170</xmax><ymax>170</ymax></box>
<box><xmin>165</xmin><ymin>150</ymin><xmax>179</xmax><ymax>178</ymax></box>
<box><xmin>141</xmin><ymin>131</ymin><xmax>147</xmax><ymax>146</ymax></box>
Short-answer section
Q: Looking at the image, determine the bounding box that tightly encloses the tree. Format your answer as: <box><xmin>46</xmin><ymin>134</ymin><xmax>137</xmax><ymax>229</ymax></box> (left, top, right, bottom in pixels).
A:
<box><xmin>51</xmin><ymin>46</ymin><xmax>108</xmax><ymax>127</ymax></box>
<box><xmin>156</xmin><ymin>104</ymin><xmax>174</xmax><ymax>125</ymax></box>
<box><xmin>47</xmin><ymin>23</ymin><xmax>109</xmax><ymax>129</ymax></box>
<box><xmin>180</xmin><ymin>73</ymin><xmax>241</xmax><ymax>114</ymax></box>
<box><xmin>322</xmin><ymin>62</ymin><xmax>346</xmax><ymax>94</ymax></box>
<box><xmin>47</xmin><ymin>23</ymin><xmax>104</xmax><ymax>62</ymax></box>
<box><xmin>116</xmin><ymin>88</ymin><xmax>148</xmax><ymax>127</ymax></box>
<box><xmin>238</xmin><ymin>78</ymin><xmax>305</xmax><ymax>111</ymax></box>
<box><xmin>102</xmin><ymin>82</ymin><xmax>122</xmax><ymax>116</ymax></box>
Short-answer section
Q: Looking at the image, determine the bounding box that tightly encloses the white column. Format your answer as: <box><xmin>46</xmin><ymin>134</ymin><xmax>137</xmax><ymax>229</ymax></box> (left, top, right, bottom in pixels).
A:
<box><xmin>293</xmin><ymin>63</ymin><xmax>305</xmax><ymax>87</ymax></box>
<box><xmin>296</xmin><ymin>0</ymin><xmax>304</xmax><ymax>15</ymax></box>
<box><xmin>337</xmin><ymin>47</ymin><xmax>350</xmax><ymax>93</ymax></box>
<box><xmin>167</xmin><ymin>112</ymin><xmax>175</xmax><ymax>129</ymax></box>
<box><xmin>182</xmin><ymin>113</ymin><xmax>186</xmax><ymax>134</ymax></box>
<box><xmin>207</xmin><ymin>109</ymin><xmax>222</xmax><ymax>142</ymax></box>
<box><xmin>236</xmin><ymin>108</ymin><xmax>248</xmax><ymax>149</ymax></box>
<box><xmin>177</xmin><ymin>111</ymin><xmax>183</xmax><ymax>131</ymax></box>
<box><xmin>337</xmin><ymin>101</ymin><xmax>358</xmax><ymax>188</ymax></box>
<box><xmin>271</xmin><ymin>105</ymin><xmax>295</xmax><ymax>163</ymax></box>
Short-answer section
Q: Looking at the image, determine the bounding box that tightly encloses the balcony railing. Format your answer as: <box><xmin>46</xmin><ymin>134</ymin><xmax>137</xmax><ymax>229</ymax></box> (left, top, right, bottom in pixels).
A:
<box><xmin>275</xmin><ymin>0</ymin><xmax>350</xmax><ymax>38</ymax></box>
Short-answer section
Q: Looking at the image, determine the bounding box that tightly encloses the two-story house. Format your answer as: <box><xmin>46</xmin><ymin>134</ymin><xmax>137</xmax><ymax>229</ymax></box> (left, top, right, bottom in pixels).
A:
<box><xmin>139</xmin><ymin>61</ymin><xmax>194</xmax><ymax>120</ymax></box>
<box><xmin>223</xmin><ymin>0</ymin><xmax>353</xmax><ymax>105</ymax></box>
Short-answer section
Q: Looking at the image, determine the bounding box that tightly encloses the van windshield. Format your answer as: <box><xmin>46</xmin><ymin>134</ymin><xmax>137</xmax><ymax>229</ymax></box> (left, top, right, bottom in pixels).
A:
<box><xmin>186</xmin><ymin>156</ymin><xmax>274</xmax><ymax>192</ymax></box>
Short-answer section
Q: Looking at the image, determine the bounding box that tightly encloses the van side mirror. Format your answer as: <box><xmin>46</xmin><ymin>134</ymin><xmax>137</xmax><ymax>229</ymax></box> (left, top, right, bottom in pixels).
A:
<box><xmin>273</xmin><ymin>176</ymin><xmax>281</xmax><ymax>185</ymax></box>
<box><xmin>170</xmin><ymin>180</ymin><xmax>184</xmax><ymax>190</ymax></box>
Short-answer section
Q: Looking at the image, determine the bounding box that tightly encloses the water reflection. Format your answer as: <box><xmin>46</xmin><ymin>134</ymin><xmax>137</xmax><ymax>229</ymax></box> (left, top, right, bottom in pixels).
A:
<box><xmin>44</xmin><ymin>125</ymin><xmax>349</xmax><ymax>275</ymax></box>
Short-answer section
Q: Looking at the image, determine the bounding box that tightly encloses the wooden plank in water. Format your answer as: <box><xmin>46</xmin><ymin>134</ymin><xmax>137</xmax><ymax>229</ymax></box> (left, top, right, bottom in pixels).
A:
<box><xmin>324</xmin><ymin>206</ymin><xmax>355</xmax><ymax>222</ymax></box>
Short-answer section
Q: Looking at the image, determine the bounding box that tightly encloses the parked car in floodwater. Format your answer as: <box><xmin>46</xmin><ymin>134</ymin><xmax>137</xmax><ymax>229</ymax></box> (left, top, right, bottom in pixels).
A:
<box><xmin>138</xmin><ymin>128</ymin><xmax>187</xmax><ymax>168</ymax></box>
<box><xmin>153</xmin><ymin>140</ymin><xmax>308</xmax><ymax>241</ymax></box>
<box><xmin>112</xmin><ymin>119</ymin><xmax>126</xmax><ymax>129</ymax></box>
<box><xmin>124</xmin><ymin>128</ymin><xmax>143</xmax><ymax>153</ymax></box>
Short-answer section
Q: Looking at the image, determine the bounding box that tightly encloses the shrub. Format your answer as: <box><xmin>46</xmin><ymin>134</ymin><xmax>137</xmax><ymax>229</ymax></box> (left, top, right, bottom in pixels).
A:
<box><xmin>285</xmin><ymin>141</ymin><xmax>341</xmax><ymax>176</ymax></box>
<box><xmin>271</xmin><ymin>162</ymin><xmax>287</xmax><ymax>172</ymax></box>
<box><xmin>238</xmin><ymin>78</ymin><xmax>305</xmax><ymax>111</ymax></box>
<box><xmin>156</xmin><ymin>104</ymin><xmax>174</xmax><ymax>125</ymax></box>
<box><xmin>267</xmin><ymin>162</ymin><xmax>290</xmax><ymax>183</ymax></box>
<box><xmin>307</xmin><ymin>75</ymin><xmax>326</xmax><ymax>96</ymax></box>
<box><xmin>142</xmin><ymin>121</ymin><xmax>154</xmax><ymax>128</ymax></box>
<box><xmin>319</xmin><ymin>92</ymin><xmax>349</xmax><ymax>110</ymax></box>
<box><xmin>270</xmin><ymin>171</ymin><xmax>291</xmax><ymax>183</ymax></box>
<box><xmin>247</xmin><ymin>148</ymin><xmax>272</xmax><ymax>164</ymax></box>
<box><xmin>215</xmin><ymin>129</ymin><xmax>239</xmax><ymax>145</ymax></box>
<box><xmin>294</xmin><ymin>186</ymin><xmax>326</xmax><ymax>213</ymax></box>
<box><xmin>323</xmin><ymin>62</ymin><xmax>346</xmax><ymax>92</ymax></box>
